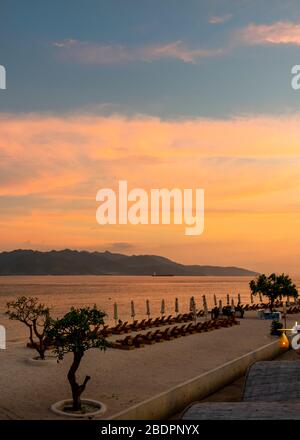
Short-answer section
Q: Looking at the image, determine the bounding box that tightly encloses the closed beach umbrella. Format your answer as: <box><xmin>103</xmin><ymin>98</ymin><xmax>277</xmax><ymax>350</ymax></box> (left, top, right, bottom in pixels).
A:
<box><xmin>259</xmin><ymin>292</ymin><xmax>263</xmax><ymax>303</ymax></box>
<box><xmin>113</xmin><ymin>302</ymin><xmax>118</xmax><ymax>325</ymax></box>
<box><xmin>146</xmin><ymin>299</ymin><xmax>151</xmax><ymax>318</ymax></box>
<box><xmin>204</xmin><ymin>300</ymin><xmax>208</xmax><ymax>317</ymax></box>
<box><xmin>130</xmin><ymin>300</ymin><xmax>135</xmax><ymax>321</ymax></box>
<box><xmin>226</xmin><ymin>294</ymin><xmax>230</xmax><ymax>305</ymax></box>
<box><xmin>238</xmin><ymin>293</ymin><xmax>241</xmax><ymax>304</ymax></box>
<box><xmin>160</xmin><ymin>299</ymin><xmax>165</xmax><ymax>316</ymax></box>
<box><xmin>192</xmin><ymin>296</ymin><xmax>196</xmax><ymax>310</ymax></box>
<box><xmin>219</xmin><ymin>300</ymin><xmax>223</xmax><ymax>314</ymax></box>
<box><xmin>250</xmin><ymin>292</ymin><xmax>254</xmax><ymax>304</ymax></box>
<box><xmin>175</xmin><ymin>297</ymin><xmax>179</xmax><ymax>315</ymax></box>
<box><xmin>190</xmin><ymin>296</ymin><xmax>197</xmax><ymax>321</ymax></box>
<box><xmin>214</xmin><ymin>294</ymin><xmax>217</xmax><ymax>306</ymax></box>
<box><xmin>231</xmin><ymin>298</ymin><xmax>234</xmax><ymax>307</ymax></box>
<box><xmin>189</xmin><ymin>297</ymin><xmax>193</xmax><ymax>311</ymax></box>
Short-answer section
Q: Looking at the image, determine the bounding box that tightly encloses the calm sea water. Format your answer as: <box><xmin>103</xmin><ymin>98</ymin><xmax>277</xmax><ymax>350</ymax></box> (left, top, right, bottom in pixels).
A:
<box><xmin>1</xmin><ymin>275</ymin><xmax>293</xmax><ymax>325</ymax></box>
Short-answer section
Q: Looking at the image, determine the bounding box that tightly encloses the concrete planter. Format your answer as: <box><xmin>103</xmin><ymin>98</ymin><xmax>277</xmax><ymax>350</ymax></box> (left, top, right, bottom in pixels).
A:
<box><xmin>257</xmin><ymin>311</ymin><xmax>281</xmax><ymax>320</ymax></box>
<box><xmin>27</xmin><ymin>355</ymin><xmax>57</xmax><ymax>365</ymax></box>
<box><xmin>51</xmin><ymin>399</ymin><xmax>107</xmax><ymax>418</ymax></box>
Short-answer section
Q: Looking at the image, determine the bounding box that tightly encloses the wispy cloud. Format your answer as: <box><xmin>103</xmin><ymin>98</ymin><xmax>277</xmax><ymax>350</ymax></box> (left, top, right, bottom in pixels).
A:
<box><xmin>209</xmin><ymin>14</ymin><xmax>232</xmax><ymax>25</ymax></box>
<box><xmin>53</xmin><ymin>39</ymin><xmax>78</xmax><ymax>48</ymax></box>
<box><xmin>53</xmin><ymin>39</ymin><xmax>224</xmax><ymax>65</ymax></box>
<box><xmin>236</xmin><ymin>21</ymin><xmax>300</xmax><ymax>46</ymax></box>
<box><xmin>53</xmin><ymin>20</ymin><xmax>300</xmax><ymax>67</ymax></box>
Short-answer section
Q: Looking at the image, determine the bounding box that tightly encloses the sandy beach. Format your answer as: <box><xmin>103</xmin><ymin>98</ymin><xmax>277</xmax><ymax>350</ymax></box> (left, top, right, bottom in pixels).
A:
<box><xmin>1</xmin><ymin>310</ymin><xmax>297</xmax><ymax>420</ymax></box>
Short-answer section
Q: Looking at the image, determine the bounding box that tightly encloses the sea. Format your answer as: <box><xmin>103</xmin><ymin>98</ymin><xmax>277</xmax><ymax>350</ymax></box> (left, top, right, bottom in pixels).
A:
<box><xmin>0</xmin><ymin>275</ymin><xmax>290</xmax><ymax>325</ymax></box>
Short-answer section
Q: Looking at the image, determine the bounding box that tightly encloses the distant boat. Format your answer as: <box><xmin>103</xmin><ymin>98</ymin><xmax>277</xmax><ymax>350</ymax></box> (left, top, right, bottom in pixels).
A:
<box><xmin>152</xmin><ymin>272</ymin><xmax>174</xmax><ymax>277</ymax></box>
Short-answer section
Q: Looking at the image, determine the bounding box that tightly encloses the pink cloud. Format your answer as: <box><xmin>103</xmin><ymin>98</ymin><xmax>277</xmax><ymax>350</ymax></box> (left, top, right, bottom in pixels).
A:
<box><xmin>53</xmin><ymin>39</ymin><xmax>224</xmax><ymax>64</ymax></box>
<box><xmin>236</xmin><ymin>21</ymin><xmax>300</xmax><ymax>46</ymax></box>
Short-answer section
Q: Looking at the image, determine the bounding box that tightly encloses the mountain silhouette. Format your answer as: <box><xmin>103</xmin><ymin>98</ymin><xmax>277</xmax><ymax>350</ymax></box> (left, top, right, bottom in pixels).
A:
<box><xmin>0</xmin><ymin>249</ymin><xmax>258</xmax><ymax>276</ymax></box>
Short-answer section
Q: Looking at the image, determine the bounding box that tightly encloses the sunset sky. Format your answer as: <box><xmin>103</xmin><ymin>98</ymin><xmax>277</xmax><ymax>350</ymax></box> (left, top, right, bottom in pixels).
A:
<box><xmin>2</xmin><ymin>1</ymin><xmax>300</xmax><ymax>274</ymax></box>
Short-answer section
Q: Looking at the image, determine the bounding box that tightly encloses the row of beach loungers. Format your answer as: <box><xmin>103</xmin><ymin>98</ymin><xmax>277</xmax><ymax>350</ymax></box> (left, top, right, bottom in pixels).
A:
<box><xmin>286</xmin><ymin>305</ymin><xmax>300</xmax><ymax>314</ymax></box>
<box><xmin>99</xmin><ymin>312</ymin><xmax>200</xmax><ymax>336</ymax></box>
<box><xmin>110</xmin><ymin>318</ymin><xmax>240</xmax><ymax>350</ymax></box>
<box><xmin>241</xmin><ymin>303</ymin><xmax>300</xmax><ymax>313</ymax></box>
<box><xmin>99</xmin><ymin>302</ymin><xmax>299</xmax><ymax>338</ymax></box>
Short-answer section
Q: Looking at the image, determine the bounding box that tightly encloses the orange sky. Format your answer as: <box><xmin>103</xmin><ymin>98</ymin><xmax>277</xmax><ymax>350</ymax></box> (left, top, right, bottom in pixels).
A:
<box><xmin>1</xmin><ymin>112</ymin><xmax>300</xmax><ymax>274</ymax></box>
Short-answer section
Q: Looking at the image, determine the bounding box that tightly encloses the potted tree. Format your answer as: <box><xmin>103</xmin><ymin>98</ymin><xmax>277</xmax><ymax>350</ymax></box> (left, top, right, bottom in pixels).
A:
<box><xmin>47</xmin><ymin>305</ymin><xmax>108</xmax><ymax>417</ymax></box>
<box><xmin>250</xmin><ymin>273</ymin><xmax>298</xmax><ymax>317</ymax></box>
<box><xmin>6</xmin><ymin>296</ymin><xmax>52</xmax><ymax>362</ymax></box>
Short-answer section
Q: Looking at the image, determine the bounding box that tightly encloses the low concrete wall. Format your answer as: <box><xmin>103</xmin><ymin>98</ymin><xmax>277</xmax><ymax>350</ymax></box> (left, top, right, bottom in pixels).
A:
<box><xmin>109</xmin><ymin>340</ymin><xmax>286</xmax><ymax>420</ymax></box>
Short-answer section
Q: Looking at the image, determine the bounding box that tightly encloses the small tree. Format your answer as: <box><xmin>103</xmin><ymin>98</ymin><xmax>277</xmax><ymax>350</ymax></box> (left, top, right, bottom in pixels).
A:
<box><xmin>47</xmin><ymin>305</ymin><xmax>107</xmax><ymax>412</ymax></box>
<box><xmin>6</xmin><ymin>296</ymin><xmax>51</xmax><ymax>360</ymax></box>
<box><xmin>250</xmin><ymin>273</ymin><xmax>298</xmax><ymax>312</ymax></box>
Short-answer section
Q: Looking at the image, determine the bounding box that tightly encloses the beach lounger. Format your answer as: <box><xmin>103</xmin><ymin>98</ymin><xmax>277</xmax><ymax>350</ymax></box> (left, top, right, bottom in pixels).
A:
<box><xmin>193</xmin><ymin>322</ymin><xmax>205</xmax><ymax>332</ymax></box>
<box><xmin>114</xmin><ymin>321</ymin><xmax>131</xmax><ymax>334</ymax></box>
<box><xmin>131</xmin><ymin>334</ymin><xmax>145</xmax><ymax>348</ymax></box>
<box><xmin>152</xmin><ymin>317</ymin><xmax>162</xmax><ymax>327</ymax></box>
<box><xmin>144</xmin><ymin>318</ymin><xmax>153</xmax><ymax>328</ymax></box>
<box><xmin>159</xmin><ymin>327</ymin><xmax>174</xmax><ymax>340</ymax></box>
<box><xmin>181</xmin><ymin>313</ymin><xmax>190</xmax><ymax>322</ymax></box>
<box><xmin>111</xmin><ymin>323</ymin><xmax>123</xmax><ymax>334</ymax></box>
<box><xmin>177</xmin><ymin>324</ymin><xmax>190</xmax><ymax>336</ymax></box>
<box><xmin>130</xmin><ymin>320</ymin><xmax>140</xmax><ymax>331</ymax></box>
<box><xmin>182</xmin><ymin>323</ymin><xmax>195</xmax><ymax>334</ymax></box>
<box><xmin>137</xmin><ymin>319</ymin><xmax>147</xmax><ymax>330</ymax></box>
<box><xmin>141</xmin><ymin>331</ymin><xmax>156</xmax><ymax>344</ymax></box>
<box><xmin>99</xmin><ymin>325</ymin><xmax>113</xmax><ymax>337</ymax></box>
<box><xmin>170</xmin><ymin>325</ymin><xmax>181</xmax><ymax>338</ymax></box>
<box><xmin>113</xmin><ymin>335</ymin><xmax>135</xmax><ymax>350</ymax></box>
<box><xmin>160</xmin><ymin>315</ymin><xmax>174</xmax><ymax>325</ymax></box>
<box><xmin>174</xmin><ymin>314</ymin><xmax>184</xmax><ymax>323</ymax></box>
<box><xmin>149</xmin><ymin>329</ymin><xmax>163</xmax><ymax>342</ymax></box>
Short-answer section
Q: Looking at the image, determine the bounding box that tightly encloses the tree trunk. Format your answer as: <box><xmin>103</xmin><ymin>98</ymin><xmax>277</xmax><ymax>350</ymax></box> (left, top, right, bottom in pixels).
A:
<box><xmin>67</xmin><ymin>351</ymin><xmax>90</xmax><ymax>411</ymax></box>
<box><xmin>32</xmin><ymin>320</ymin><xmax>46</xmax><ymax>360</ymax></box>
<box><xmin>25</xmin><ymin>323</ymin><xmax>34</xmax><ymax>346</ymax></box>
<box><xmin>36</xmin><ymin>339</ymin><xmax>45</xmax><ymax>360</ymax></box>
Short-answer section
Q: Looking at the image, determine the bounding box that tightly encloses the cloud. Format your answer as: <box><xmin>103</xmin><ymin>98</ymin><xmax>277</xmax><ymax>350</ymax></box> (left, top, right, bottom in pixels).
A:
<box><xmin>53</xmin><ymin>39</ymin><xmax>224</xmax><ymax>65</ymax></box>
<box><xmin>107</xmin><ymin>242</ymin><xmax>136</xmax><ymax>252</ymax></box>
<box><xmin>235</xmin><ymin>21</ymin><xmax>300</xmax><ymax>46</ymax></box>
<box><xmin>1</xmin><ymin>112</ymin><xmax>300</xmax><ymax>202</ymax></box>
<box><xmin>209</xmin><ymin>14</ymin><xmax>232</xmax><ymax>25</ymax></box>
<box><xmin>2</xmin><ymin>112</ymin><xmax>300</xmax><ymax>270</ymax></box>
<box><xmin>53</xmin><ymin>39</ymin><xmax>78</xmax><ymax>48</ymax></box>
<box><xmin>52</xmin><ymin>20</ymin><xmax>300</xmax><ymax>68</ymax></box>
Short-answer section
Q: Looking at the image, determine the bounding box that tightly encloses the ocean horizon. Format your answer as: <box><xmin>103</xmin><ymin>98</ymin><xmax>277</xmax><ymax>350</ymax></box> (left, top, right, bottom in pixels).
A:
<box><xmin>1</xmin><ymin>275</ymin><xmax>296</xmax><ymax>325</ymax></box>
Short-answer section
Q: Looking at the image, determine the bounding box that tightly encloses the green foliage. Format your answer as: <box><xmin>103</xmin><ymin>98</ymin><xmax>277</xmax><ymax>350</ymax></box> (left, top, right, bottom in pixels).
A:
<box><xmin>6</xmin><ymin>296</ymin><xmax>51</xmax><ymax>359</ymax></box>
<box><xmin>270</xmin><ymin>320</ymin><xmax>283</xmax><ymax>336</ymax></box>
<box><xmin>6</xmin><ymin>296</ymin><xmax>50</xmax><ymax>325</ymax></box>
<box><xmin>47</xmin><ymin>305</ymin><xmax>108</xmax><ymax>411</ymax></box>
<box><xmin>47</xmin><ymin>305</ymin><xmax>108</xmax><ymax>360</ymax></box>
<box><xmin>250</xmin><ymin>273</ymin><xmax>298</xmax><ymax>310</ymax></box>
